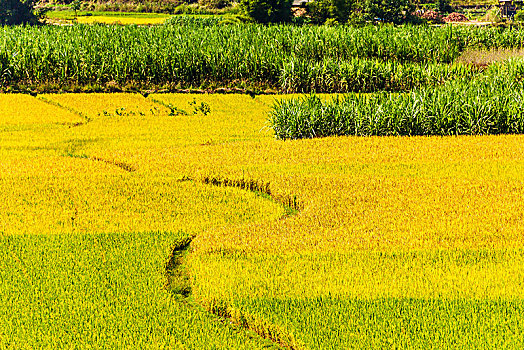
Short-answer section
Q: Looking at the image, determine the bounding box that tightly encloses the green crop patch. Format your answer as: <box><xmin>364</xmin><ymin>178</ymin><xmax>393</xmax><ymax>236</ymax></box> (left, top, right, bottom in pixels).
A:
<box><xmin>0</xmin><ymin>232</ymin><xmax>274</xmax><ymax>348</ymax></box>
<box><xmin>234</xmin><ymin>297</ymin><xmax>524</xmax><ymax>349</ymax></box>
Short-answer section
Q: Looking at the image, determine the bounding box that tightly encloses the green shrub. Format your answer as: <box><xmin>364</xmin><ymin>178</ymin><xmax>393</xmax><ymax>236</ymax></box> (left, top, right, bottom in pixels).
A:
<box><xmin>0</xmin><ymin>0</ymin><xmax>38</xmax><ymax>25</ymax></box>
<box><xmin>324</xmin><ymin>17</ymin><xmax>339</xmax><ymax>25</ymax></box>
<box><xmin>199</xmin><ymin>0</ymin><xmax>231</xmax><ymax>9</ymax></box>
<box><xmin>363</xmin><ymin>0</ymin><xmax>415</xmax><ymax>24</ymax></box>
<box><xmin>279</xmin><ymin>57</ymin><xmax>478</xmax><ymax>93</ymax></box>
<box><xmin>4</xmin><ymin>24</ymin><xmax>524</xmax><ymax>91</ymax></box>
<box><xmin>240</xmin><ymin>0</ymin><xmax>292</xmax><ymax>23</ymax></box>
<box><xmin>306</xmin><ymin>0</ymin><xmax>356</xmax><ymax>24</ymax></box>
<box><xmin>484</xmin><ymin>7</ymin><xmax>503</xmax><ymax>23</ymax></box>
<box><xmin>269</xmin><ymin>76</ymin><xmax>524</xmax><ymax>139</ymax></box>
<box><xmin>306</xmin><ymin>0</ymin><xmax>332</xmax><ymax>24</ymax></box>
<box><xmin>514</xmin><ymin>9</ymin><xmax>524</xmax><ymax>22</ymax></box>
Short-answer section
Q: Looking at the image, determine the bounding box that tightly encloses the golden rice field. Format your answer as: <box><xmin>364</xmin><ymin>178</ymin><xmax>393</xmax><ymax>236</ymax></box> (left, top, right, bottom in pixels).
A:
<box><xmin>1</xmin><ymin>92</ymin><xmax>524</xmax><ymax>348</ymax></box>
<box><xmin>44</xmin><ymin>11</ymin><xmax>172</xmax><ymax>25</ymax></box>
<box><xmin>75</xmin><ymin>16</ymin><xmax>168</xmax><ymax>25</ymax></box>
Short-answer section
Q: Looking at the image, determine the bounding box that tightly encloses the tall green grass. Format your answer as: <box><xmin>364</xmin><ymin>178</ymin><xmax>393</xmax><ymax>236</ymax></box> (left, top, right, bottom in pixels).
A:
<box><xmin>270</xmin><ymin>72</ymin><xmax>524</xmax><ymax>139</ymax></box>
<box><xmin>280</xmin><ymin>57</ymin><xmax>479</xmax><ymax>93</ymax></box>
<box><xmin>163</xmin><ymin>15</ymin><xmax>222</xmax><ymax>27</ymax></box>
<box><xmin>3</xmin><ymin>23</ymin><xmax>523</xmax><ymax>92</ymax></box>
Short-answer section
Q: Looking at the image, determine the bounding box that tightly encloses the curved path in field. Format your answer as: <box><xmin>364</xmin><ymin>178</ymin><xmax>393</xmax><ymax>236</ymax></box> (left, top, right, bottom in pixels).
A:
<box><xmin>0</xmin><ymin>94</ymin><xmax>292</xmax><ymax>349</ymax></box>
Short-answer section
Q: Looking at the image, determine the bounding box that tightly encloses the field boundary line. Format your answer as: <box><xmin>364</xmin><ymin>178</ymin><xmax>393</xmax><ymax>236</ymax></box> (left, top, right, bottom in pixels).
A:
<box><xmin>168</xmin><ymin>237</ymin><xmax>305</xmax><ymax>350</ymax></box>
<box><xmin>203</xmin><ymin>298</ymin><xmax>306</xmax><ymax>350</ymax></box>
<box><xmin>200</xmin><ymin>175</ymin><xmax>302</xmax><ymax>214</ymax></box>
<box><xmin>61</xmin><ymin>152</ymin><xmax>137</xmax><ymax>173</ymax></box>
<box><xmin>35</xmin><ymin>95</ymin><xmax>92</xmax><ymax>126</ymax></box>
<box><xmin>184</xmin><ymin>175</ymin><xmax>303</xmax><ymax>348</ymax></box>
<box><xmin>166</xmin><ymin>174</ymin><xmax>303</xmax><ymax>348</ymax></box>
<box><xmin>89</xmin><ymin>156</ymin><xmax>137</xmax><ymax>172</ymax></box>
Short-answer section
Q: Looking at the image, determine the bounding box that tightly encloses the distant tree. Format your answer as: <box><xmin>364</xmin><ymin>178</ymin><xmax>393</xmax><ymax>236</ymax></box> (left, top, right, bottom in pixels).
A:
<box><xmin>307</xmin><ymin>0</ymin><xmax>356</xmax><ymax>24</ymax></box>
<box><xmin>199</xmin><ymin>0</ymin><xmax>231</xmax><ymax>9</ymax></box>
<box><xmin>363</xmin><ymin>0</ymin><xmax>415</xmax><ymax>23</ymax></box>
<box><xmin>240</xmin><ymin>0</ymin><xmax>293</xmax><ymax>23</ymax></box>
<box><xmin>71</xmin><ymin>0</ymin><xmax>82</xmax><ymax>18</ymax></box>
<box><xmin>306</xmin><ymin>0</ymin><xmax>332</xmax><ymax>24</ymax></box>
<box><xmin>437</xmin><ymin>0</ymin><xmax>451</xmax><ymax>14</ymax></box>
<box><xmin>0</xmin><ymin>0</ymin><xmax>38</xmax><ymax>25</ymax></box>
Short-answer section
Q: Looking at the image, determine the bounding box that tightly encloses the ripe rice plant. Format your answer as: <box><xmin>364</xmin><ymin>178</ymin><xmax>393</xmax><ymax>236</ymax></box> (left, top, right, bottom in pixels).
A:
<box><xmin>0</xmin><ymin>231</ymin><xmax>282</xmax><ymax>349</ymax></box>
<box><xmin>0</xmin><ymin>95</ymin><xmax>284</xmax><ymax>347</ymax></box>
<box><xmin>3</xmin><ymin>92</ymin><xmax>524</xmax><ymax>348</ymax></box>
<box><xmin>0</xmin><ymin>94</ymin><xmax>83</xmax><ymax>128</ymax></box>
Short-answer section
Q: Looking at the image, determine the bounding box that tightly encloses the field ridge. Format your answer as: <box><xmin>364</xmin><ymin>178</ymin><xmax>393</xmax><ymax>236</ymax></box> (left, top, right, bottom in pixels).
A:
<box><xmin>209</xmin><ymin>300</ymin><xmax>304</xmax><ymax>349</ymax></box>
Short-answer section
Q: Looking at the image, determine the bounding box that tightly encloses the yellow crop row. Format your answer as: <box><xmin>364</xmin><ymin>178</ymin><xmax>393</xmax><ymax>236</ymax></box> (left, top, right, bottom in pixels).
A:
<box><xmin>0</xmin><ymin>172</ymin><xmax>283</xmax><ymax>236</ymax></box>
<box><xmin>0</xmin><ymin>94</ymin><xmax>283</xmax><ymax>236</ymax></box>
<box><xmin>191</xmin><ymin>249</ymin><xmax>524</xmax><ymax>300</ymax></box>
<box><xmin>0</xmin><ymin>94</ymin><xmax>82</xmax><ymax>127</ymax></box>
<box><xmin>75</xmin><ymin>16</ymin><xmax>169</xmax><ymax>25</ymax></box>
